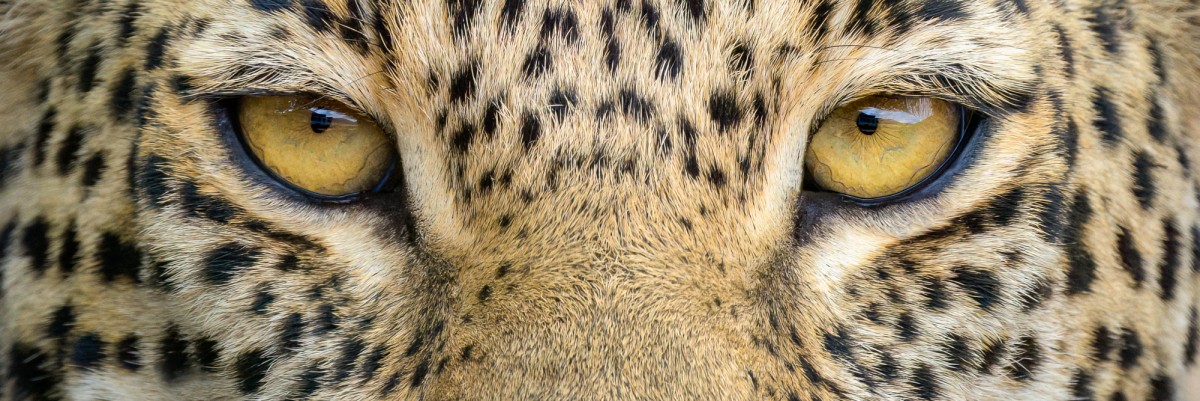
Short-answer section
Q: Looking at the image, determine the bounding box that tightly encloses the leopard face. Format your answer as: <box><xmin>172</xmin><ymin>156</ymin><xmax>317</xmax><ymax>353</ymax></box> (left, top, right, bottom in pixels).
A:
<box><xmin>1</xmin><ymin>0</ymin><xmax>1198</xmax><ymax>399</ymax></box>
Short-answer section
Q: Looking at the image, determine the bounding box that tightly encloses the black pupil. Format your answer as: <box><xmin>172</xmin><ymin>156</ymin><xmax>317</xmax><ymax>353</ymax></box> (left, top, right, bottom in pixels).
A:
<box><xmin>311</xmin><ymin>109</ymin><xmax>334</xmax><ymax>133</ymax></box>
<box><xmin>855</xmin><ymin>112</ymin><xmax>879</xmax><ymax>135</ymax></box>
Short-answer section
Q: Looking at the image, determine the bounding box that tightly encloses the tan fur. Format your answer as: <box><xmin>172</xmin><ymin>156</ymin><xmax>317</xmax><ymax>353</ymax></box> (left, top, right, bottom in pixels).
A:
<box><xmin>0</xmin><ymin>0</ymin><xmax>1198</xmax><ymax>399</ymax></box>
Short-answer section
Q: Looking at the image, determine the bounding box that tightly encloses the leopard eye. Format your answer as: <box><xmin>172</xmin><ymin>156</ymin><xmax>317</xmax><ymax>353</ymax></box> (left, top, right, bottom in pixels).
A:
<box><xmin>234</xmin><ymin>95</ymin><xmax>397</xmax><ymax>198</ymax></box>
<box><xmin>804</xmin><ymin>96</ymin><xmax>963</xmax><ymax>200</ymax></box>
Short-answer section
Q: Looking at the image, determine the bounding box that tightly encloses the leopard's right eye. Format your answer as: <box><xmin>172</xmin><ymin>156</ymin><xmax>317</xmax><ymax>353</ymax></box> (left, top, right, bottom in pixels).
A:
<box><xmin>803</xmin><ymin>95</ymin><xmax>965</xmax><ymax>201</ymax></box>
<box><xmin>233</xmin><ymin>95</ymin><xmax>398</xmax><ymax>199</ymax></box>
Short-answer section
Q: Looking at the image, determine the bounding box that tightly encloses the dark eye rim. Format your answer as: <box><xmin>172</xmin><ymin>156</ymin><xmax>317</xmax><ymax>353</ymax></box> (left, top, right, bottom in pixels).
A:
<box><xmin>805</xmin><ymin>104</ymin><xmax>980</xmax><ymax>207</ymax></box>
<box><xmin>218</xmin><ymin>96</ymin><xmax>402</xmax><ymax>204</ymax></box>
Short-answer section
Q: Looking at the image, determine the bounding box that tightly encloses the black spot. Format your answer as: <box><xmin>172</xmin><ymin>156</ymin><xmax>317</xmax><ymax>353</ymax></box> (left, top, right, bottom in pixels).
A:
<box><xmin>921</xmin><ymin>277</ymin><xmax>948</xmax><ymax>309</ymax></box>
<box><xmin>1132</xmin><ymin>152</ymin><xmax>1156</xmax><ymax>210</ymax></box>
<box><xmin>1065</xmin><ymin>192</ymin><xmax>1096</xmax><ymax>294</ymax></box>
<box><xmin>847</xmin><ymin>0</ymin><xmax>878</xmax><ymax>35</ymax></box>
<box><xmin>522</xmin><ymin>45</ymin><xmax>553</xmax><ymax>78</ymax></box>
<box><xmin>1117</xmin><ymin>226</ymin><xmax>1144</xmax><ymax>285</ymax></box>
<box><xmin>823</xmin><ymin>327</ymin><xmax>853</xmax><ymax>359</ymax></box>
<box><xmin>0</xmin><ymin>143</ymin><xmax>23</xmax><ymax>189</ymax></box>
<box><xmin>1148</xmin><ymin>98</ymin><xmax>1167</xmax><ymax>142</ymax></box>
<box><xmin>916</xmin><ymin>0</ymin><xmax>969</xmax><ymax>21</ymax></box>
<box><xmin>679</xmin><ymin>0</ymin><xmax>706</xmax><ymax>24</ymax></box>
<box><xmin>300</xmin><ymin>0</ymin><xmax>335</xmax><ymax>31</ymax></box>
<box><xmin>1194</xmin><ymin>225</ymin><xmax>1200</xmax><ymax>273</ymax></box>
<box><xmin>1007</xmin><ymin>336</ymin><xmax>1040</xmax><ymax>381</ymax></box>
<box><xmin>1119</xmin><ymin>328</ymin><xmax>1142</xmax><ymax>370</ymax></box>
<box><xmin>548</xmin><ymin>87</ymin><xmax>577</xmax><ymax>121</ymax></box>
<box><xmin>448</xmin><ymin>0</ymin><xmax>483</xmax><ymax>37</ymax></box>
<box><xmin>1150</xmin><ymin>374</ymin><xmax>1174</xmax><ymax>401</ymax></box>
<box><xmin>709</xmin><ymin>90</ymin><xmax>742</xmax><ymax>132</ymax></box>
<box><xmin>55</xmin><ymin>126</ymin><xmax>85</xmax><ymax>176</ymax></box>
<box><xmin>655</xmin><ymin>37</ymin><xmax>683</xmax><ymax>80</ymax></box>
<box><xmin>160</xmin><ymin>325</ymin><xmax>191</xmax><ymax>381</ymax></box>
<box><xmin>340</xmin><ymin>0</ymin><xmax>369</xmax><ymax>52</ymax></box>
<box><xmin>896</xmin><ymin>312</ymin><xmax>918</xmax><ymax>341</ymax></box>
<box><xmin>538</xmin><ymin>7</ymin><xmax>579</xmax><ymax>43</ymax></box>
<box><xmin>180</xmin><ymin>181</ymin><xmax>239</xmax><ymax>223</ymax></box>
<box><xmin>877</xmin><ymin>353</ymin><xmax>899</xmax><ymax>382</ymax></box>
<box><xmin>111</xmin><ymin>68</ymin><xmax>138</xmax><ymax>122</ymax></box>
<box><xmin>47</xmin><ymin>304</ymin><xmax>75</xmax><ymax>340</ymax></box>
<box><xmin>950</xmin><ymin>266</ymin><xmax>1001</xmax><ymax>311</ymax></box>
<box><xmin>138</xmin><ymin>154</ymin><xmax>170</xmax><ymax>207</ymax></box>
<box><xmin>451</xmin><ymin>123</ymin><xmax>477</xmax><ymax>153</ymax></box>
<box><xmin>978</xmin><ymin>340</ymin><xmax>1005</xmax><ymax>374</ymax></box>
<box><xmin>249</xmin><ymin>0</ymin><xmax>292</xmax><ymax>11</ymax></box>
<box><xmin>81</xmin><ymin>153</ymin><xmax>105</xmax><ymax>188</ymax></box>
<box><xmin>911</xmin><ymin>364</ymin><xmax>939</xmax><ymax>400</ymax></box>
<box><xmin>193</xmin><ymin>337</ymin><xmax>220</xmax><ymax>372</ymax></box>
<box><xmin>79</xmin><ymin>44</ymin><xmax>102</xmax><ymax>92</ymax></box>
<box><xmin>988</xmin><ymin>186</ymin><xmax>1025</xmax><ymax>227</ymax></box>
<box><xmin>478</xmin><ymin>285</ymin><xmax>492</xmax><ymax>302</ymax></box>
<box><xmin>373</xmin><ymin>8</ymin><xmax>394</xmax><ymax>51</ymax></box>
<box><xmin>98</xmin><ymin>233</ymin><xmax>142</xmax><ymax>283</ymax></box>
<box><xmin>362</xmin><ymin>346</ymin><xmax>387</xmax><ymax>380</ymax></box>
<box><xmin>1071</xmin><ymin>369</ymin><xmax>1094</xmax><ymax>400</ymax></box>
<box><xmin>333</xmin><ymin>339</ymin><xmax>365</xmax><ymax>381</ymax></box>
<box><xmin>605</xmin><ymin>35</ymin><xmax>621</xmax><ymax>72</ymax></box>
<box><xmin>707</xmin><ymin>166</ymin><xmax>726</xmax><ymax>188</ymax></box>
<box><xmin>482</xmin><ymin>100</ymin><xmax>501</xmax><ymax>138</ymax></box>
<box><xmin>202</xmin><ymin>243</ymin><xmax>261</xmax><ymax>285</ymax></box>
<box><xmin>618</xmin><ymin>89</ymin><xmax>655</xmax><ymax>121</ymax></box>
<box><xmin>520</xmin><ymin>113</ymin><xmax>541</xmax><ymax>150</ymax></box>
<box><xmin>115</xmin><ymin>2</ymin><xmax>141</xmax><ymax>46</ymax></box>
<box><xmin>941</xmin><ymin>334</ymin><xmax>971</xmax><ymax>371</ymax></box>
<box><xmin>1186</xmin><ymin>308</ymin><xmax>1199</xmax><ymax>365</ymax></box>
<box><xmin>1159</xmin><ymin>220</ymin><xmax>1180</xmax><ymax>300</ymax></box>
<box><xmin>9</xmin><ymin>343</ymin><xmax>60</xmax><ymax>399</ymax></box>
<box><xmin>1054</xmin><ymin>25</ymin><xmax>1074</xmax><ymax>77</ymax></box>
<box><xmin>410</xmin><ymin>357</ymin><xmax>430</xmax><ymax>387</ymax></box>
<box><xmin>234</xmin><ymin>349</ymin><xmax>270</xmax><ymax>394</ymax></box>
<box><xmin>57</xmin><ymin>222</ymin><xmax>78</xmax><ymax>276</ymax></box>
<box><xmin>145</xmin><ymin>27</ymin><xmax>171</xmax><ymax>70</ymax></box>
<box><xmin>499</xmin><ymin>0</ymin><xmax>525</xmax><ymax>30</ymax></box>
<box><xmin>33</xmin><ymin>108</ymin><xmax>55</xmax><ymax>167</ymax></box>
<box><xmin>1086</xmin><ymin>8</ymin><xmax>1120</xmax><ymax>53</ymax></box>
<box><xmin>1091</xmin><ymin>326</ymin><xmax>1113</xmax><ymax>361</ymax></box>
<box><xmin>448</xmin><ymin>61</ymin><xmax>479</xmax><ymax>104</ymax></box>
<box><xmin>22</xmin><ymin>217</ymin><xmax>50</xmax><ymax>274</ymax></box>
<box><xmin>316</xmin><ymin>303</ymin><xmax>339</xmax><ymax>333</ymax></box>
<box><xmin>297</xmin><ymin>364</ymin><xmax>324</xmax><ymax>396</ymax></box>
<box><xmin>1092</xmin><ymin>89</ymin><xmax>1122</xmax><ymax>145</ymax></box>
<box><xmin>806</xmin><ymin>0</ymin><xmax>834</xmax><ymax>41</ymax></box>
<box><xmin>251</xmin><ymin>289</ymin><xmax>274</xmax><ymax>314</ymax></box>
<box><xmin>168</xmin><ymin>74</ymin><xmax>193</xmax><ymax>98</ymax></box>
<box><xmin>641</xmin><ymin>0</ymin><xmax>661</xmax><ymax>33</ymax></box>
<box><xmin>281</xmin><ymin>313</ymin><xmax>304</xmax><ymax>351</ymax></box>
<box><xmin>117</xmin><ymin>335</ymin><xmax>142</xmax><ymax>371</ymax></box>
<box><xmin>71</xmin><ymin>333</ymin><xmax>106</xmax><ymax>369</ymax></box>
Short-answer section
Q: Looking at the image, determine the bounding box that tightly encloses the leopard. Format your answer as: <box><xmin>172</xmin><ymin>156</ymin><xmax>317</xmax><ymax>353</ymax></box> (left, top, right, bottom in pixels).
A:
<box><xmin>1</xmin><ymin>0</ymin><xmax>1199</xmax><ymax>399</ymax></box>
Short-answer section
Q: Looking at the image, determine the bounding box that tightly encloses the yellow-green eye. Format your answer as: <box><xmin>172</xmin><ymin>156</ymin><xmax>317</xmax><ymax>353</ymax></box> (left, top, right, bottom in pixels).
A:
<box><xmin>235</xmin><ymin>95</ymin><xmax>397</xmax><ymax>198</ymax></box>
<box><xmin>804</xmin><ymin>96</ymin><xmax>963</xmax><ymax>199</ymax></box>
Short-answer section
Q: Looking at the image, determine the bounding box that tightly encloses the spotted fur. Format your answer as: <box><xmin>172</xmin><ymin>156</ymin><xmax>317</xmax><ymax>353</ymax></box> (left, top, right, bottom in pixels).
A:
<box><xmin>1</xmin><ymin>0</ymin><xmax>1199</xmax><ymax>399</ymax></box>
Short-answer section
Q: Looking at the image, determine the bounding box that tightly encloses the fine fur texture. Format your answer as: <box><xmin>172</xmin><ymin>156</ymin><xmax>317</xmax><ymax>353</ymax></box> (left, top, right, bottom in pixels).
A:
<box><xmin>1</xmin><ymin>0</ymin><xmax>1199</xmax><ymax>399</ymax></box>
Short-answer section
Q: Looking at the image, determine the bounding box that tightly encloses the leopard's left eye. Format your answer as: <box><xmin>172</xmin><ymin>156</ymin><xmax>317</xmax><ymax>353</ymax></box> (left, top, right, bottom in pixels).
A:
<box><xmin>804</xmin><ymin>96</ymin><xmax>965</xmax><ymax>201</ymax></box>
<box><xmin>233</xmin><ymin>95</ymin><xmax>398</xmax><ymax>199</ymax></box>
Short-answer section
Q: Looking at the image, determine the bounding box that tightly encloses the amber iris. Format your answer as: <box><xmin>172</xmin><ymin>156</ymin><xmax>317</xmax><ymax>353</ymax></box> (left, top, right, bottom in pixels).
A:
<box><xmin>804</xmin><ymin>96</ymin><xmax>961</xmax><ymax>199</ymax></box>
<box><xmin>236</xmin><ymin>95</ymin><xmax>396</xmax><ymax>197</ymax></box>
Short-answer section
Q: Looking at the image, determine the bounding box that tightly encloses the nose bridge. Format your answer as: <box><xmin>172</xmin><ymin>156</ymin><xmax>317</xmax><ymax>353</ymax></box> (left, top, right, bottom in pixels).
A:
<box><xmin>433</xmin><ymin>252</ymin><xmax>755</xmax><ymax>400</ymax></box>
